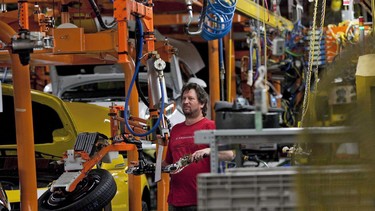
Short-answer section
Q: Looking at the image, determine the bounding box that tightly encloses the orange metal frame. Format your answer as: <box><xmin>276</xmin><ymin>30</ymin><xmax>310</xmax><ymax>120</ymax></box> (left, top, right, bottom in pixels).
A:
<box><xmin>107</xmin><ymin>99</ymin><xmax>169</xmax><ymax>211</ymax></box>
<box><xmin>0</xmin><ymin>0</ymin><xmax>223</xmax><ymax>210</ymax></box>
<box><xmin>65</xmin><ymin>103</ymin><xmax>169</xmax><ymax>210</ymax></box>
<box><xmin>114</xmin><ymin>0</ymin><xmax>155</xmax><ymax>63</ymax></box>
<box><xmin>113</xmin><ymin>1</ymin><xmax>172</xmax><ymax>210</ymax></box>
<box><xmin>66</xmin><ymin>142</ymin><xmax>136</xmax><ymax>192</ymax></box>
<box><xmin>1</xmin><ymin>0</ymin><xmax>168</xmax><ymax>210</ymax></box>
<box><xmin>62</xmin><ymin>106</ymin><xmax>169</xmax><ymax>210</ymax></box>
<box><xmin>0</xmin><ymin>2</ymin><xmax>39</xmax><ymax>211</ymax></box>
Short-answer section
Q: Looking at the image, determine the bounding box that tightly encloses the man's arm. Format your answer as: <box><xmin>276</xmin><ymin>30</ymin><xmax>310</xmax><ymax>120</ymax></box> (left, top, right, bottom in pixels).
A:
<box><xmin>192</xmin><ymin>148</ymin><xmax>235</xmax><ymax>162</ymax></box>
<box><xmin>218</xmin><ymin>150</ymin><xmax>236</xmax><ymax>161</ymax></box>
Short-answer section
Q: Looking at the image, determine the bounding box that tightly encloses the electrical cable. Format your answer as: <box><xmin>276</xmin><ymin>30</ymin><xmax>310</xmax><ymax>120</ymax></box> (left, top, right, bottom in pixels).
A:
<box><xmin>136</xmin><ymin>74</ymin><xmax>150</xmax><ymax>108</ymax></box>
<box><xmin>219</xmin><ymin>38</ymin><xmax>225</xmax><ymax>100</ymax></box>
<box><xmin>88</xmin><ymin>0</ymin><xmax>117</xmax><ymax>29</ymax></box>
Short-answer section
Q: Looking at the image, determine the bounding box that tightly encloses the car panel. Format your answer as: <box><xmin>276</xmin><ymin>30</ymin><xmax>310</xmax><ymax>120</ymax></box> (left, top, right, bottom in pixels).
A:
<box><xmin>63</xmin><ymin>101</ymin><xmax>111</xmax><ymax>136</ymax></box>
<box><xmin>1</xmin><ymin>83</ymin><xmax>78</xmax><ymax>156</ymax></box>
<box><xmin>49</xmin><ymin>65</ymin><xmax>186</xmax><ymax>127</ymax></box>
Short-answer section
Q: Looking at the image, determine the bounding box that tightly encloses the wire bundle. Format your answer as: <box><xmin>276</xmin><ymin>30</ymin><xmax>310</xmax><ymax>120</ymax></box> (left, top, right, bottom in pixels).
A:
<box><xmin>201</xmin><ymin>0</ymin><xmax>237</xmax><ymax>40</ymax></box>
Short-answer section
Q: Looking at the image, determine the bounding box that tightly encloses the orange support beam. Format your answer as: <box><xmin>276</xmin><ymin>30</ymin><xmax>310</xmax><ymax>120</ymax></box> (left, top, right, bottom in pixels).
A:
<box><xmin>0</xmin><ymin>20</ymin><xmax>38</xmax><ymax>211</ymax></box>
<box><xmin>114</xmin><ymin>0</ymin><xmax>130</xmax><ymax>63</ymax></box>
<box><xmin>121</xmin><ymin>61</ymin><xmax>142</xmax><ymax>211</ymax></box>
<box><xmin>114</xmin><ymin>1</ymin><xmax>166</xmax><ymax>210</ymax></box>
<box><xmin>209</xmin><ymin>40</ymin><xmax>220</xmax><ymax>120</ymax></box>
<box><xmin>116</xmin><ymin>21</ymin><xmax>130</xmax><ymax>63</ymax></box>
<box><xmin>114</xmin><ymin>0</ymin><xmax>155</xmax><ymax>63</ymax></box>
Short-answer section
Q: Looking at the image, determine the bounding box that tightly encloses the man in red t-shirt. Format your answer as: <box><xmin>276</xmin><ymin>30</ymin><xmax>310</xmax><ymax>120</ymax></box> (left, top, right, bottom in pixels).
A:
<box><xmin>164</xmin><ymin>83</ymin><xmax>234</xmax><ymax>211</ymax></box>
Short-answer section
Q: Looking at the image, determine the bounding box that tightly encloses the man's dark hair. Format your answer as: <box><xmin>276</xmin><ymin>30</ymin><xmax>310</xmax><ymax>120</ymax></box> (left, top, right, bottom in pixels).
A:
<box><xmin>181</xmin><ymin>83</ymin><xmax>208</xmax><ymax>117</ymax></box>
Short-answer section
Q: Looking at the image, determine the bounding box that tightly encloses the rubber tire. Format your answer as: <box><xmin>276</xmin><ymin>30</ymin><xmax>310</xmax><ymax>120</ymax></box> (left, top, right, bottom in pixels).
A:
<box><xmin>38</xmin><ymin>169</ymin><xmax>117</xmax><ymax>211</ymax></box>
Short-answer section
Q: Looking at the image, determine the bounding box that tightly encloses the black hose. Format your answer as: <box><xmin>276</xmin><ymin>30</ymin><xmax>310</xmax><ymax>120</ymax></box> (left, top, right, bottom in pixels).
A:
<box><xmin>136</xmin><ymin>74</ymin><xmax>150</xmax><ymax>108</ymax></box>
<box><xmin>87</xmin><ymin>0</ymin><xmax>116</xmax><ymax>30</ymax></box>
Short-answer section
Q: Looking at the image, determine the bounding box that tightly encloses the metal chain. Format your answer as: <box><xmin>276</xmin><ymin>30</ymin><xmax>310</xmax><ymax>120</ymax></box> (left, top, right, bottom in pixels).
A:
<box><xmin>314</xmin><ymin>0</ymin><xmax>326</xmax><ymax>90</ymax></box>
<box><xmin>301</xmin><ymin>0</ymin><xmax>319</xmax><ymax>125</ymax></box>
<box><xmin>301</xmin><ymin>0</ymin><xmax>327</xmax><ymax>126</ymax></box>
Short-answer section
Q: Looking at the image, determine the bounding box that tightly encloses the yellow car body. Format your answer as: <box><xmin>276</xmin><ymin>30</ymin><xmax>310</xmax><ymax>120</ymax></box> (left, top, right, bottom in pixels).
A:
<box><xmin>0</xmin><ymin>83</ymin><xmax>150</xmax><ymax>210</ymax></box>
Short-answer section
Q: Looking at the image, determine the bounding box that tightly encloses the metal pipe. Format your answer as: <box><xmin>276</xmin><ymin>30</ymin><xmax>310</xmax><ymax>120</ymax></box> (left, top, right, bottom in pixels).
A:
<box><xmin>185</xmin><ymin>0</ymin><xmax>207</xmax><ymax>35</ymax></box>
<box><xmin>0</xmin><ymin>20</ymin><xmax>38</xmax><ymax>211</ymax></box>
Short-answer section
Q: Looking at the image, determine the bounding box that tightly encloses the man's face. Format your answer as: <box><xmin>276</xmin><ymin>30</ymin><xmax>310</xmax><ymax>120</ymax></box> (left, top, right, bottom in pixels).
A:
<box><xmin>181</xmin><ymin>89</ymin><xmax>203</xmax><ymax>118</ymax></box>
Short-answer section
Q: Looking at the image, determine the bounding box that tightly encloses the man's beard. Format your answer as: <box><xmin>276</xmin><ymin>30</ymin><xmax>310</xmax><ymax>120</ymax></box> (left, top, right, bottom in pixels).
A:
<box><xmin>183</xmin><ymin>107</ymin><xmax>200</xmax><ymax>118</ymax></box>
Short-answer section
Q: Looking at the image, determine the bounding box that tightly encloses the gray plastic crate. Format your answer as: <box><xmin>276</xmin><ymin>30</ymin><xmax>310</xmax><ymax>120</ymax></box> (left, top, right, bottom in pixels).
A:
<box><xmin>198</xmin><ymin>166</ymin><xmax>374</xmax><ymax>211</ymax></box>
<box><xmin>198</xmin><ymin>168</ymin><xmax>297</xmax><ymax>211</ymax></box>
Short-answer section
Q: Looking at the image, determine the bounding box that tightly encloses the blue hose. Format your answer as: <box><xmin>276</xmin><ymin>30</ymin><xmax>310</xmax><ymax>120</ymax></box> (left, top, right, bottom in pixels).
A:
<box><xmin>201</xmin><ymin>0</ymin><xmax>237</xmax><ymax>40</ymax></box>
<box><xmin>124</xmin><ymin>17</ymin><xmax>165</xmax><ymax>137</ymax></box>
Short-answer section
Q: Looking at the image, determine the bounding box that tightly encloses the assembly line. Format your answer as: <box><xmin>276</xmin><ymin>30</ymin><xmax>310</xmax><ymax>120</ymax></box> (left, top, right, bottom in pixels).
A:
<box><xmin>0</xmin><ymin>0</ymin><xmax>375</xmax><ymax>211</ymax></box>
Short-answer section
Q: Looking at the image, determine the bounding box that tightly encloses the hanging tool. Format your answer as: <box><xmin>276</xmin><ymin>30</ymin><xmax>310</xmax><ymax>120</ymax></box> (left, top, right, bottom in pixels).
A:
<box><xmin>254</xmin><ymin>65</ymin><xmax>268</xmax><ymax>131</ymax></box>
<box><xmin>127</xmin><ymin>151</ymin><xmax>208</xmax><ymax>175</ymax></box>
<box><xmin>11</xmin><ymin>30</ymin><xmax>53</xmax><ymax>65</ymax></box>
<box><xmin>295</xmin><ymin>0</ymin><xmax>303</xmax><ymax>22</ymax></box>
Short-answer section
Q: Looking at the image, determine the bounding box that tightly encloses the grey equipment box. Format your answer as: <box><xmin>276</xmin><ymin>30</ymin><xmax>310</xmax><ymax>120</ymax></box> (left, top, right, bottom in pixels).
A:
<box><xmin>214</xmin><ymin>99</ymin><xmax>282</xmax><ymax>130</ymax></box>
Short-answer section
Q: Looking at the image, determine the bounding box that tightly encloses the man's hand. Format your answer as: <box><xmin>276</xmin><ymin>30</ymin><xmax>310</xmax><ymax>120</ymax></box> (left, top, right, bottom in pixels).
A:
<box><xmin>191</xmin><ymin>148</ymin><xmax>210</xmax><ymax>162</ymax></box>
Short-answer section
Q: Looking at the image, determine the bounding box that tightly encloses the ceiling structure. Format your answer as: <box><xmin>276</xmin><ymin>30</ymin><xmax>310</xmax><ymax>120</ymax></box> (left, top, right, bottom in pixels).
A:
<box><xmin>0</xmin><ymin>0</ymin><xmax>296</xmax><ymax>66</ymax></box>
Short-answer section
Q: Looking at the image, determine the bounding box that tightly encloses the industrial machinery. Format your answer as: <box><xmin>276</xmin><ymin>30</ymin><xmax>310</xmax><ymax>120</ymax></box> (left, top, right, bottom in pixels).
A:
<box><xmin>37</xmin><ymin>105</ymin><xmax>196</xmax><ymax>210</ymax></box>
<box><xmin>1</xmin><ymin>0</ymin><xmax>374</xmax><ymax>210</ymax></box>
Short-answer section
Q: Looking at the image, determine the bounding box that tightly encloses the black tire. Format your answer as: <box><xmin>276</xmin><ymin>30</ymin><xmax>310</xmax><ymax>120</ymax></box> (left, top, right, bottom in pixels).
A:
<box><xmin>38</xmin><ymin>169</ymin><xmax>117</xmax><ymax>211</ymax></box>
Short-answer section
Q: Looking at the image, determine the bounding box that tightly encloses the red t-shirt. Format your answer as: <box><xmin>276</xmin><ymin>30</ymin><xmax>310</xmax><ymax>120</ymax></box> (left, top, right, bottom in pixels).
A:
<box><xmin>165</xmin><ymin>118</ymin><xmax>215</xmax><ymax>207</ymax></box>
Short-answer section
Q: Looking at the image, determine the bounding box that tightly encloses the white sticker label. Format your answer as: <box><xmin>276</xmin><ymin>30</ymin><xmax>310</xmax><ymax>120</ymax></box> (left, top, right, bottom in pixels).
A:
<box><xmin>343</xmin><ymin>0</ymin><xmax>350</xmax><ymax>5</ymax></box>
